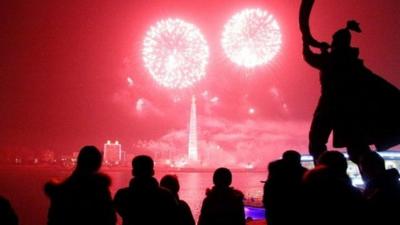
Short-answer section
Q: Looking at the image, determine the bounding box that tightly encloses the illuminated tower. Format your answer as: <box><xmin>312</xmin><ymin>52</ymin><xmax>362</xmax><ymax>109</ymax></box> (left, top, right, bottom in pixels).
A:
<box><xmin>188</xmin><ymin>95</ymin><xmax>199</xmax><ymax>162</ymax></box>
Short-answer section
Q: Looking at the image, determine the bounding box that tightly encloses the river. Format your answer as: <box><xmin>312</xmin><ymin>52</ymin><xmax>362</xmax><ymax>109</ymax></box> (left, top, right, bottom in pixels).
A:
<box><xmin>0</xmin><ymin>166</ymin><xmax>267</xmax><ymax>225</ymax></box>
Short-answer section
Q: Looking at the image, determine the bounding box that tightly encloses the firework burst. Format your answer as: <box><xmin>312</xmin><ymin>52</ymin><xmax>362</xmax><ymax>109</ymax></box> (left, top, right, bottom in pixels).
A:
<box><xmin>143</xmin><ymin>18</ymin><xmax>209</xmax><ymax>89</ymax></box>
<box><xmin>222</xmin><ymin>8</ymin><xmax>282</xmax><ymax>68</ymax></box>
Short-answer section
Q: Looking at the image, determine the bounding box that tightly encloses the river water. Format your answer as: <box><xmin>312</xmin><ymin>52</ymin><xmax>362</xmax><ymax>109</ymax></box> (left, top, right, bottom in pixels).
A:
<box><xmin>0</xmin><ymin>166</ymin><xmax>266</xmax><ymax>225</ymax></box>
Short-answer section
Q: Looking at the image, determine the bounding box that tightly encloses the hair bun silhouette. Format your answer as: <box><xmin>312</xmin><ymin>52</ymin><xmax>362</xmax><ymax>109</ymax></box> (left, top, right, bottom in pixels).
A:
<box><xmin>346</xmin><ymin>20</ymin><xmax>361</xmax><ymax>33</ymax></box>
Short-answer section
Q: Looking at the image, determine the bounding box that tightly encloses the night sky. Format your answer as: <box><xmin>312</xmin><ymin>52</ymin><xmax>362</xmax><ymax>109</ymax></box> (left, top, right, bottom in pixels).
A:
<box><xmin>1</xmin><ymin>0</ymin><xmax>399</xmax><ymax>160</ymax></box>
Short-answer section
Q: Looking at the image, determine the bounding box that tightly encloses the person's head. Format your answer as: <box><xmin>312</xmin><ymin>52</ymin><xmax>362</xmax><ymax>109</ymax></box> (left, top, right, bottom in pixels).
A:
<box><xmin>317</xmin><ymin>151</ymin><xmax>348</xmax><ymax>175</ymax></box>
<box><xmin>359</xmin><ymin>151</ymin><xmax>385</xmax><ymax>182</ymax></box>
<box><xmin>213</xmin><ymin>167</ymin><xmax>232</xmax><ymax>187</ymax></box>
<box><xmin>282</xmin><ymin>150</ymin><xmax>301</xmax><ymax>165</ymax></box>
<box><xmin>131</xmin><ymin>155</ymin><xmax>154</xmax><ymax>178</ymax></box>
<box><xmin>160</xmin><ymin>175</ymin><xmax>180</xmax><ymax>195</ymax></box>
<box><xmin>76</xmin><ymin>146</ymin><xmax>102</xmax><ymax>173</ymax></box>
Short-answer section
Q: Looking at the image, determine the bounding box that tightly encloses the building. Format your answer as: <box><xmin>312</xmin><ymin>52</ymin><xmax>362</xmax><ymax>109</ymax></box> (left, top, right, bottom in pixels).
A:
<box><xmin>104</xmin><ymin>140</ymin><xmax>122</xmax><ymax>165</ymax></box>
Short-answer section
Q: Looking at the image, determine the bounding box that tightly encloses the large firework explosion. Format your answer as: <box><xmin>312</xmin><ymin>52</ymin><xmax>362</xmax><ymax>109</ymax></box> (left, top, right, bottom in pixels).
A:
<box><xmin>222</xmin><ymin>8</ymin><xmax>282</xmax><ymax>68</ymax></box>
<box><xmin>143</xmin><ymin>18</ymin><xmax>209</xmax><ymax>89</ymax></box>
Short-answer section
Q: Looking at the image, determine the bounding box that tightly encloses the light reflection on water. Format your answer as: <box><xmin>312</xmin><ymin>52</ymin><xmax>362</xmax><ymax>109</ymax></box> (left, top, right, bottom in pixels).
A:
<box><xmin>0</xmin><ymin>167</ymin><xmax>267</xmax><ymax>225</ymax></box>
<box><xmin>110</xmin><ymin>170</ymin><xmax>267</xmax><ymax>222</ymax></box>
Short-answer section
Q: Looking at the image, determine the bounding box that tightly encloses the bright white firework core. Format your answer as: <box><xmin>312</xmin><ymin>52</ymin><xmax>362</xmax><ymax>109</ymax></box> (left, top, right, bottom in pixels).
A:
<box><xmin>143</xmin><ymin>18</ymin><xmax>209</xmax><ymax>89</ymax></box>
<box><xmin>222</xmin><ymin>8</ymin><xmax>282</xmax><ymax>68</ymax></box>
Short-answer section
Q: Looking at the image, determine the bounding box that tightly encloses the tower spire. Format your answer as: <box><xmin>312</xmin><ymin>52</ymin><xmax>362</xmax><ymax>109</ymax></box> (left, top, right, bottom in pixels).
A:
<box><xmin>188</xmin><ymin>95</ymin><xmax>199</xmax><ymax>162</ymax></box>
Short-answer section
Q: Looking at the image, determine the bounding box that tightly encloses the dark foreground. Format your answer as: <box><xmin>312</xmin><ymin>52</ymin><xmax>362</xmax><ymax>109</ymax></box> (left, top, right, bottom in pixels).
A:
<box><xmin>0</xmin><ymin>165</ymin><xmax>266</xmax><ymax>225</ymax></box>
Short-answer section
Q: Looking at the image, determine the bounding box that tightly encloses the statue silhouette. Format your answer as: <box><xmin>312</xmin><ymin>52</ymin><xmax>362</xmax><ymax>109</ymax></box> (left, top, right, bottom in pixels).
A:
<box><xmin>299</xmin><ymin>0</ymin><xmax>400</xmax><ymax>164</ymax></box>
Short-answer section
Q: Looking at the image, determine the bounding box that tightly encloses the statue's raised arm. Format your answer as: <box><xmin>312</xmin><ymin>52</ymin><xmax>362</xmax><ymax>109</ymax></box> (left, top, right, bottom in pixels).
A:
<box><xmin>299</xmin><ymin>0</ymin><xmax>327</xmax><ymax>48</ymax></box>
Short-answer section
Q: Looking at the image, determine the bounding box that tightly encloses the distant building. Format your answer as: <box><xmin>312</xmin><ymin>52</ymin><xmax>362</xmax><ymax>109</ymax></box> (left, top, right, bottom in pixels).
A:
<box><xmin>104</xmin><ymin>140</ymin><xmax>122</xmax><ymax>165</ymax></box>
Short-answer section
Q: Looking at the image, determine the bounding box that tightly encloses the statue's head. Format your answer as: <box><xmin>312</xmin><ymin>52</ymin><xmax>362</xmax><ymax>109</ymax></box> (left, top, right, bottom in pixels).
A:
<box><xmin>331</xmin><ymin>20</ymin><xmax>361</xmax><ymax>50</ymax></box>
<box><xmin>332</xmin><ymin>28</ymin><xmax>351</xmax><ymax>49</ymax></box>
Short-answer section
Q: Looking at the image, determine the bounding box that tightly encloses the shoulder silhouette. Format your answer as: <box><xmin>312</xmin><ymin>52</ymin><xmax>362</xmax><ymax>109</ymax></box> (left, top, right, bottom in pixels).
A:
<box><xmin>198</xmin><ymin>167</ymin><xmax>245</xmax><ymax>225</ymax></box>
<box><xmin>114</xmin><ymin>155</ymin><xmax>179</xmax><ymax>225</ymax></box>
<box><xmin>0</xmin><ymin>196</ymin><xmax>18</xmax><ymax>225</ymax></box>
<box><xmin>263</xmin><ymin>150</ymin><xmax>307</xmax><ymax>225</ymax></box>
<box><xmin>301</xmin><ymin>151</ymin><xmax>366</xmax><ymax>225</ymax></box>
<box><xmin>44</xmin><ymin>145</ymin><xmax>116</xmax><ymax>225</ymax></box>
<box><xmin>359</xmin><ymin>151</ymin><xmax>400</xmax><ymax>225</ymax></box>
<box><xmin>160</xmin><ymin>174</ymin><xmax>195</xmax><ymax>225</ymax></box>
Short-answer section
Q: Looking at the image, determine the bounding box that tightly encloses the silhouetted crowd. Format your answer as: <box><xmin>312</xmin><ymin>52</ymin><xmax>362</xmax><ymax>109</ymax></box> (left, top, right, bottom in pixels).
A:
<box><xmin>1</xmin><ymin>145</ymin><xmax>400</xmax><ymax>225</ymax></box>
<box><xmin>263</xmin><ymin>150</ymin><xmax>400</xmax><ymax>225</ymax></box>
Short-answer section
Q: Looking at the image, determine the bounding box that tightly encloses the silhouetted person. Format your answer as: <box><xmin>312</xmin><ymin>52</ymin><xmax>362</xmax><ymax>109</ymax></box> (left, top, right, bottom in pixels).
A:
<box><xmin>303</xmin><ymin>19</ymin><xmax>400</xmax><ymax>165</ymax></box>
<box><xmin>301</xmin><ymin>151</ymin><xmax>366</xmax><ymax>225</ymax></box>
<box><xmin>359</xmin><ymin>151</ymin><xmax>400</xmax><ymax>225</ymax></box>
<box><xmin>114</xmin><ymin>155</ymin><xmax>179</xmax><ymax>225</ymax></box>
<box><xmin>0</xmin><ymin>196</ymin><xmax>18</xmax><ymax>225</ymax></box>
<box><xmin>262</xmin><ymin>150</ymin><xmax>307</xmax><ymax>225</ymax></box>
<box><xmin>198</xmin><ymin>167</ymin><xmax>245</xmax><ymax>225</ymax></box>
<box><xmin>160</xmin><ymin>175</ymin><xmax>195</xmax><ymax>225</ymax></box>
<box><xmin>44</xmin><ymin>146</ymin><xmax>116</xmax><ymax>225</ymax></box>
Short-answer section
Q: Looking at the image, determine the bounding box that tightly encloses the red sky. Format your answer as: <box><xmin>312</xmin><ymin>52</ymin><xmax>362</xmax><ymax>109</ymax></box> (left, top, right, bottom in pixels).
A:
<box><xmin>1</xmin><ymin>0</ymin><xmax>399</xmax><ymax>159</ymax></box>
